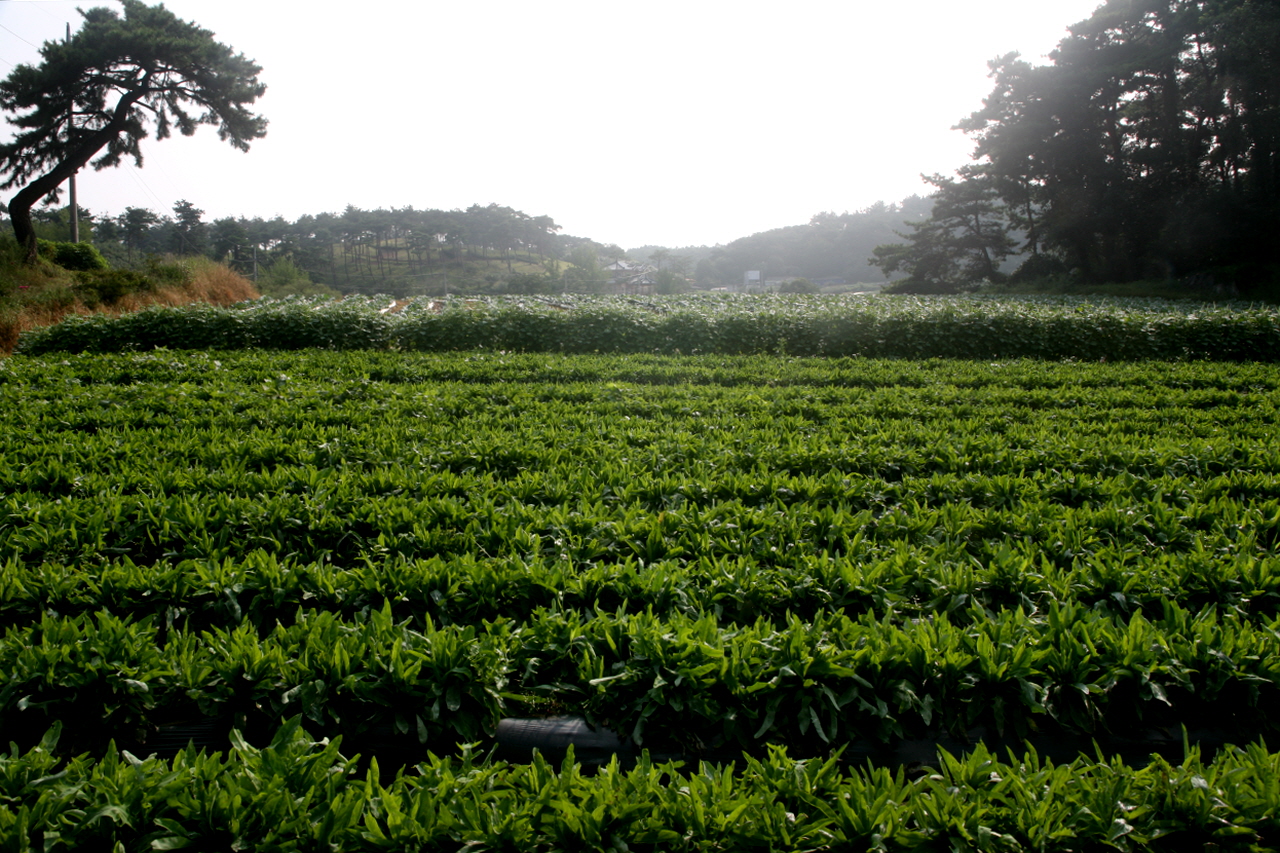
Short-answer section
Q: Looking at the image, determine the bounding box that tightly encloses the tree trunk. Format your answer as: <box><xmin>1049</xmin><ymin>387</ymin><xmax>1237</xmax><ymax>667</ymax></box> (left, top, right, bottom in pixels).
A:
<box><xmin>8</xmin><ymin>76</ymin><xmax>152</xmax><ymax>264</ymax></box>
<box><xmin>8</xmin><ymin>192</ymin><xmax>41</xmax><ymax>263</ymax></box>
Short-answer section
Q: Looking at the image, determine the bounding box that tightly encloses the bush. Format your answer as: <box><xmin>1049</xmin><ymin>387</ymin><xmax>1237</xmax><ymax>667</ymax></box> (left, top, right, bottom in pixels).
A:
<box><xmin>15</xmin><ymin>294</ymin><xmax>1280</xmax><ymax>360</ymax></box>
<box><xmin>882</xmin><ymin>277</ymin><xmax>974</xmax><ymax>294</ymax></box>
<box><xmin>256</xmin><ymin>257</ymin><xmax>337</xmax><ymax>298</ymax></box>
<box><xmin>72</xmin><ymin>268</ymin><xmax>155</xmax><ymax>307</ymax></box>
<box><xmin>1008</xmin><ymin>254</ymin><xmax>1070</xmax><ymax>284</ymax></box>
<box><xmin>143</xmin><ymin>257</ymin><xmax>193</xmax><ymax>288</ymax></box>
<box><xmin>778</xmin><ymin>277</ymin><xmax>820</xmax><ymax>294</ymax></box>
<box><xmin>36</xmin><ymin>240</ymin><xmax>109</xmax><ymax>272</ymax></box>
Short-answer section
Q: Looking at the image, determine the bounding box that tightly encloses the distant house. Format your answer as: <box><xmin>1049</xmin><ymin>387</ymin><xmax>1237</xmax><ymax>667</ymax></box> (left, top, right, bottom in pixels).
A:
<box><xmin>603</xmin><ymin>259</ymin><xmax>657</xmax><ymax>294</ymax></box>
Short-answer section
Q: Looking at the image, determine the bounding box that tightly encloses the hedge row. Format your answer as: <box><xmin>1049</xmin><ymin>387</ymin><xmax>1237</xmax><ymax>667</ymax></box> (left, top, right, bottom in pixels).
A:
<box><xmin>14</xmin><ymin>294</ymin><xmax>1280</xmax><ymax>360</ymax></box>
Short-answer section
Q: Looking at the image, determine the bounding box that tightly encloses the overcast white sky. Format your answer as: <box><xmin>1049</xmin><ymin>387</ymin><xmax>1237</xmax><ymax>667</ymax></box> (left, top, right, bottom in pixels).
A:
<box><xmin>1</xmin><ymin>0</ymin><xmax>1103</xmax><ymax>248</ymax></box>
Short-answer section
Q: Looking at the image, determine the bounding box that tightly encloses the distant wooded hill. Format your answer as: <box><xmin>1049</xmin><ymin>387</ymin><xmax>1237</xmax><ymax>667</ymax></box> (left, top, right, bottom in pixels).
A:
<box><xmin>628</xmin><ymin>196</ymin><xmax>934</xmax><ymax>288</ymax></box>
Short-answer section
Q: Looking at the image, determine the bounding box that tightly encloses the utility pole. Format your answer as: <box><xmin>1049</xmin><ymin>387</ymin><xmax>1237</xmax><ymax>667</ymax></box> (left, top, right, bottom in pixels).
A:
<box><xmin>66</xmin><ymin>23</ymin><xmax>79</xmax><ymax>243</ymax></box>
<box><xmin>68</xmin><ymin>168</ymin><xmax>78</xmax><ymax>242</ymax></box>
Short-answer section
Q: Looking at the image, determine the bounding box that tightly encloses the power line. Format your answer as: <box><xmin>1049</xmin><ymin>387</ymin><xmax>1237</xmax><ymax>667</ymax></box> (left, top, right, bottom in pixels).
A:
<box><xmin>123</xmin><ymin>162</ymin><xmax>167</xmax><ymax>209</ymax></box>
<box><xmin>0</xmin><ymin>22</ymin><xmax>39</xmax><ymax>48</ymax></box>
<box><xmin>0</xmin><ymin>2</ymin><xmax>76</xmax><ymax>69</ymax></box>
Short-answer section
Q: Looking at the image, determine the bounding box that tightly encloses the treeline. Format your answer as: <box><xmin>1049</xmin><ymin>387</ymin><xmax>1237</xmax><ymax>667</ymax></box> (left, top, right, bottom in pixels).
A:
<box><xmin>25</xmin><ymin>195</ymin><xmax>941</xmax><ymax>296</ymax></box>
<box><xmin>19</xmin><ymin>201</ymin><xmax>629</xmax><ymax>297</ymax></box>
<box><xmin>873</xmin><ymin>0</ymin><xmax>1280</xmax><ymax>295</ymax></box>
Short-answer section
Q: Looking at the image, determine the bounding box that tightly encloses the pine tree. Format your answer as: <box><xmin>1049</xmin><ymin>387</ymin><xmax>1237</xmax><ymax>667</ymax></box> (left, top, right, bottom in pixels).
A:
<box><xmin>0</xmin><ymin>0</ymin><xmax>266</xmax><ymax>262</ymax></box>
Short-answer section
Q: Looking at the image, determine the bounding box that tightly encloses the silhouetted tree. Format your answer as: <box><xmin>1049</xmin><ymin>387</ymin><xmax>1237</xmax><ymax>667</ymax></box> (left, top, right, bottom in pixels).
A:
<box><xmin>0</xmin><ymin>0</ymin><xmax>266</xmax><ymax>262</ymax></box>
<box><xmin>945</xmin><ymin>0</ymin><xmax>1280</xmax><ymax>288</ymax></box>
<box><xmin>171</xmin><ymin>199</ymin><xmax>206</xmax><ymax>256</ymax></box>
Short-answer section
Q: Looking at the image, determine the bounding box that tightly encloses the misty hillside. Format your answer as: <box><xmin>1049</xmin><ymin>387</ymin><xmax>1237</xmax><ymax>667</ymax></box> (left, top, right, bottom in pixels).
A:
<box><xmin>628</xmin><ymin>196</ymin><xmax>934</xmax><ymax>288</ymax></box>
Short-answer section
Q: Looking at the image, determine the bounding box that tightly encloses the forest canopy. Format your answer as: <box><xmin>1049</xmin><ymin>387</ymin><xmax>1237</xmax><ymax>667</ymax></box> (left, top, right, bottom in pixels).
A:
<box><xmin>872</xmin><ymin>0</ymin><xmax>1280</xmax><ymax>294</ymax></box>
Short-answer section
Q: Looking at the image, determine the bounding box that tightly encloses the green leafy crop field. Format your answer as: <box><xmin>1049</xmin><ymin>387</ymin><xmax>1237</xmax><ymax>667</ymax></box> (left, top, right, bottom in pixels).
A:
<box><xmin>15</xmin><ymin>293</ymin><xmax>1280</xmax><ymax>361</ymax></box>
<box><xmin>1</xmin><ymin>346</ymin><xmax>1279</xmax><ymax>849</ymax></box>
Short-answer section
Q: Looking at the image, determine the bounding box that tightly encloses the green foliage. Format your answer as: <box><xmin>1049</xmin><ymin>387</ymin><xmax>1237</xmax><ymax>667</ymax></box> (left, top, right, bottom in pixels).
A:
<box><xmin>118</xmin><ymin>206</ymin><xmax>159</xmax><ymax>261</ymax></box>
<box><xmin>256</xmin><ymin>257</ymin><xmax>336</xmax><ymax>297</ymax></box>
<box><xmin>1007</xmin><ymin>252</ymin><xmax>1070</xmax><ymax>284</ymax></box>
<box><xmin>30</xmin><ymin>204</ymin><xmax>96</xmax><ymax>243</ymax></box>
<box><xmin>170</xmin><ymin>199</ymin><xmax>207</xmax><ymax>256</ymax></box>
<box><xmin>15</xmin><ymin>293</ymin><xmax>1280</xmax><ymax>361</ymax></box>
<box><xmin>2</xmin><ymin>350</ymin><xmax>1280</xmax><ymax>844</ymax></box>
<box><xmin>504</xmin><ymin>271</ymin><xmax>558</xmax><ymax>295</ymax></box>
<box><xmin>142</xmin><ymin>257</ymin><xmax>192</xmax><ymax>287</ymax></box>
<box><xmin>0</xmin><ymin>711</ymin><xmax>1276</xmax><ymax>848</ymax></box>
<box><xmin>872</xmin><ymin>170</ymin><xmax>1015</xmax><ymax>292</ymax></box>
<box><xmin>71</xmin><ymin>268</ymin><xmax>153</xmax><ymax>307</ymax></box>
<box><xmin>36</xmin><ymin>239</ymin><xmax>108</xmax><ymax>272</ymax></box>
<box><xmin>0</xmin><ymin>352</ymin><xmax>1278</xmax><ymax>750</ymax></box>
<box><xmin>0</xmin><ymin>0</ymin><xmax>266</xmax><ymax>259</ymax></box>
<box><xmin>653</xmin><ymin>269</ymin><xmax>689</xmax><ymax>294</ymax></box>
<box><xmin>952</xmin><ymin>0</ymin><xmax>1280</xmax><ymax>287</ymax></box>
<box><xmin>0</xmin><ymin>1</ymin><xmax>266</xmax><ymax>185</ymax></box>
<box><xmin>563</xmin><ymin>244</ymin><xmax>606</xmax><ymax>292</ymax></box>
<box><xmin>778</xmin><ymin>277</ymin><xmax>819</xmax><ymax>294</ymax></box>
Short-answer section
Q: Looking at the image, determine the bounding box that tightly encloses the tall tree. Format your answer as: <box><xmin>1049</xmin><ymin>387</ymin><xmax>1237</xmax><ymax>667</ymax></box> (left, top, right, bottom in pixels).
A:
<box><xmin>171</xmin><ymin>199</ymin><xmax>206</xmax><ymax>256</ymax></box>
<box><xmin>528</xmin><ymin>214</ymin><xmax>561</xmax><ymax>261</ymax></box>
<box><xmin>118</xmin><ymin>206</ymin><xmax>158</xmax><ymax>262</ymax></box>
<box><xmin>953</xmin><ymin>0</ymin><xmax>1280</xmax><ymax>287</ymax></box>
<box><xmin>0</xmin><ymin>0</ymin><xmax>266</xmax><ymax>262</ymax></box>
<box><xmin>870</xmin><ymin>170</ymin><xmax>1015</xmax><ymax>291</ymax></box>
<box><xmin>210</xmin><ymin>216</ymin><xmax>249</xmax><ymax>266</ymax></box>
<box><xmin>30</xmin><ymin>203</ymin><xmax>95</xmax><ymax>242</ymax></box>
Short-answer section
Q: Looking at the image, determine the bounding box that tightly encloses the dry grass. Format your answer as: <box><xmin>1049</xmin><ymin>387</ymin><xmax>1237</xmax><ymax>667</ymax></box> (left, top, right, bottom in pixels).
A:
<box><xmin>113</xmin><ymin>262</ymin><xmax>259</xmax><ymax>311</ymax></box>
<box><xmin>0</xmin><ymin>303</ymin><xmax>84</xmax><ymax>354</ymax></box>
<box><xmin>0</xmin><ymin>260</ymin><xmax>260</xmax><ymax>355</ymax></box>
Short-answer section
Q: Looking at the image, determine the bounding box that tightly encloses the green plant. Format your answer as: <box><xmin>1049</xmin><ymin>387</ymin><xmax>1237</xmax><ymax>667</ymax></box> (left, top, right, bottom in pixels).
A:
<box><xmin>36</xmin><ymin>239</ymin><xmax>109</xmax><ymax>272</ymax></box>
<box><xmin>1007</xmin><ymin>253</ymin><xmax>1070</xmax><ymax>283</ymax></box>
<box><xmin>143</xmin><ymin>256</ymin><xmax>193</xmax><ymax>287</ymax></box>
<box><xmin>779</xmin><ymin>277</ymin><xmax>820</xmax><ymax>294</ymax></box>
<box><xmin>72</xmin><ymin>268</ymin><xmax>153</xmax><ymax>306</ymax></box>
<box><xmin>256</xmin><ymin>257</ymin><xmax>336</xmax><ymax>297</ymax></box>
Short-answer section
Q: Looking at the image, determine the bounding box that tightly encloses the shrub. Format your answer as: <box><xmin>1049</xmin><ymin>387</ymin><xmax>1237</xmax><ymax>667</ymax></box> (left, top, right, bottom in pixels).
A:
<box><xmin>15</xmin><ymin>293</ymin><xmax>1280</xmax><ymax>360</ymax></box>
<box><xmin>779</xmin><ymin>277</ymin><xmax>820</xmax><ymax>294</ymax></box>
<box><xmin>882</xmin><ymin>276</ymin><xmax>977</xmax><ymax>294</ymax></box>
<box><xmin>73</xmin><ymin>268</ymin><xmax>154</xmax><ymax>307</ymax></box>
<box><xmin>1008</xmin><ymin>253</ymin><xmax>1070</xmax><ymax>284</ymax></box>
<box><xmin>256</xmin><ymin>257</ymin><xmax>335</xmax><ymax>298</ymax></box>
<box><xmin>36</xmin><ymin>240</ymin><xmax>109</xmax><ymax>272</ymax></box>
<box><xmin>143</xmin><ymin>257</ymin><xmax>193</xmax><ymax>287</ymax></box>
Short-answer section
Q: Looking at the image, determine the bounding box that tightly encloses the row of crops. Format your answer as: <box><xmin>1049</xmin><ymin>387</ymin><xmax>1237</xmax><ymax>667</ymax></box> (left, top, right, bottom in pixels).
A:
<box><xmin>3</xmin><ymin>597</ymin><xmax>1277</xmax><ymax>757</ymax></box>
<box><xmin>3</xmin><ymin>347</ymin><xmax>1280</xmax><ymax>849</ymax></box>
<box><xmin>5</xmin><ymin>721</ymin><xmax>1279</xmax><ymax>850</ymax></box>
<box><xmin>13</xmin><ymin>292</ymin><xmax>1280</xmax><ymax>360</ymax></box>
